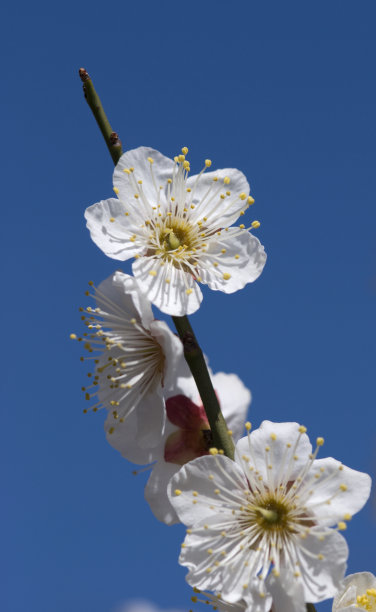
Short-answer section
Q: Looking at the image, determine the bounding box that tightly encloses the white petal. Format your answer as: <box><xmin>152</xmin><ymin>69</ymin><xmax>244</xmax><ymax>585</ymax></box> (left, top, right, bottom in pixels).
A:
<box><xmin>104</xmin><ymin>409</ymin><xmax>159</xmax><ymax>464</ymax></box>
<box><xmin>110</xmin><ymin>271</ymin><xmax>154</xmax><ymax>327</ymax></box>
<box><xmin>305</xmin><ymin>457</ymin><xmax>371</xmax><ymax>526</ymax></box>
<box><xmin>266</xmin><ymin>571</ymin><xmax>306</xmax><ymax>612</ymax></box>
<box><xmin>186</xmin><ymin>167</ymin><xmax>250</xmax><ymax>227</ymax></box>
<box><xmin>132</xmin><ymin>256</ymin><xmax>203</xmax><ymax>316</ymax></box>
<box><xmin>85</xmin><ymin>198</ymin><xmax>141</xmax><ymax>260</ymax></box>
<box><xmin>149</xmin><ymin>320</ymin><xmax>189</xmax><ymax>389</ymax></box>
<box><xmin>296</xmin><ymin>530</ymin><xmax>348</xmax><ymax>602</ymax></box>
<box><xmin>135</xmin><ymin>389</ymin><xmax>166</xmax><ymax>449</ymax></box>
<box><xmin>235</xmin><ymin>421</ymin><xmax>312</xmax><ymax>481</ymax></box>
<box><xmin>144</xmin><ymin>461</ymin><xmax>180</xmax><ymax>525</ymax></box>
<box><xmin>197</xmin><ymin>229</ymin><xmax>266</xmax><ymax>294</ymax></box>
<box><xmin>212</xmin><ymin>372</ymin><xmax>251</xmax><ymax>442</ymax></box>
<box><xmin>168</xmin><ymin>455</ymin><xmax>247</xmax><ymax>525</ymax></box>
<box><xmin>114</xmin><ymin>146</ymin><xmax>174</xmax><ymax>207</ymax></box>
<box><xmin>333</xmin><ymin>572</ymin><xmax>376</xmax><ymax>611</ymax></box>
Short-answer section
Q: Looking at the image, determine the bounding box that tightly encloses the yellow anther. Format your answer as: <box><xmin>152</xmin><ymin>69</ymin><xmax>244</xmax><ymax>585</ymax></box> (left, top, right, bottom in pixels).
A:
<box><xmin>247</xmin><ymin>196</ymin><xmax>255</xmax><ymax>205</ymax></box>
<box><xmin>174</xmin><ymin>156</ymin><xmax>179</xmax><ymax>162</ymax></box>
<box><xmin>251</xmin><ymin>220</ymin><xmax>260</xmax><ymax>228</ymax></box>
<box><xmin>186</xmin><ymin>289</ymin><xmax>193</xmax><ymax>295</ymax></box>
<box><xmin>239</xmin><ymin>192</ymin><xmax>247</xmax><ymax>200</ymax></box>
<box><xmin>109</xmin><ymin>217</ymin><xmax>115</xmax><ymax>222</ymax></box>
<box><xmin>108</xmin><ymin>427</ymin><xmax>114</xmax><ymax>435</ymax></box>
<box><xmin>343</xmin><ymin>513</ymin><xmax>352</xmax><ymax>520</ymax></box>
<box><xmin>191</xmin><ymin>597</ymin><xmax>198</xmax><ymax>603</ymax></box>
<box><xmin>219</xmin><ymin>450</ymin><xmax>224</xmax><ymax>454</ymax></box>
<box><xmin>223</xmin><ymin>273</ymin><xmax>231</xmax><ymax>280</ymax></box>
<box><xmin>205</xmin><ymin>159</ymin><xmax>212</xmax><ymax>167</ymax></box>
<box><xmin>183</xmin><ymin>160</ymin><xmax>190</xmax><ymax>170</ymax></box>
<box><xmin>167</xmin><ymin>178</ymin><xmax>172</xmax><ymax>184</ymax></box>
<box><xmin>235</xmin><ymin>254</ymin><xmax>240</xmax><ymax>259</ymax></box>
<box><xmin>209</xmin><ymin>448</ymin><xmax>219</xmax><ymax>455</ymax></box>
<box><xmin>221</xmin><ymin>248</ymin><xmax>226</xmax><ymax>254</ymax></box>
<box><xmin>223</xmin><ymin>176</ymin><xmax>230</xmax><ymax>185</ymax></box>
<box><xmin>227</xmin><ymin>430</ymin><xmax>233</xmax><ymax>436</ymax></box>
<box><xmin>270</xmin><ymin>433</ymin><xmax>277</xmax><ymax>440</ymax></box>
<box><xmin>149</xmin><ymin>270</ymin><xmax>157</xmax><ymax>276</ymax></box>
<box><xmin>214</xmin><ymin>489</ymin><xmax>220</xmax><ymax>495</ymax></box>
<box><xmin>181</xmin><ymin>146</ymin><xmax>189</xmax><ymax>155</ymax></box>
<box><xmin>239</xmin><ymin>224</ymin><xmax>245</xmax><ymax>229</ymax></box>
<box><xmin>70</xmin><ymin>333</ymin><xmax>77</xmax><ymax>340</ymax></box>
<box><xmin>298</xmin><ymin>425</ymin><xmax>307</xmax><ymax>434</ymax></box>
<box><xmin>316</xmin><ymin>437</ymin><xmax>324</xmax><ymax>446</ymax></box>
<box><xmin>207</xmin><ymin>548</ymin><xmax>213</xmax><ymax>554</ymax></box>
<box><xmin>337</xmin><ymin>521</ymin><xmax>347</xmax><ymax>531</ymax></box>
<box><xmin>340</xmin><ymin>484</ymin><xmax>348</xmax><ymax>491</ymax></box>
<box><xmin>134</xmin><ymin>194</ymin><xmax>139</xmax><ymax>199</ymax></box>
<box><xmin>245</xmin><ymin>421</ymin><xmax>252</xmax><ymax>431</ymax></box>
<box><xmin>174</xmin><ymin>489</ymin><xmax>182</xmax><ymax>496</ymax></box>
<box><xmin>178</xmin><ymin>154</ymin><xmax>185</xmax><ymax>162</ymax></box>
<box><xmin>123</xmin><ymin>168</ymin><xmax>130</xmax><ymax>174</ymax></box>
<box><xmin>317</xmin><ymin>554</ymin><xmax>324</xmax><ymax>560</ymax></box>
<box><xmin>113</xmin><ymin>187</ymin><xmax>120</xmax><ymax>195</ymax></box>
<box><xmin>192</xmin><ymin>491</ymin><xmax>198</xmax><ymax>497</ymax></box>
<box><xmin>147</xmin><ymin>157</ymin><xmax>154</xmax><ymax>164</ymax></box>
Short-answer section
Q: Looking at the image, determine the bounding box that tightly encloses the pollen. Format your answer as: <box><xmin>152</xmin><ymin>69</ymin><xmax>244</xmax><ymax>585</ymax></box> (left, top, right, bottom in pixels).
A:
<box><xmin>251</xmin><ymin>220</ymin><xmax>260</xmax><ymax>228</ymax></box>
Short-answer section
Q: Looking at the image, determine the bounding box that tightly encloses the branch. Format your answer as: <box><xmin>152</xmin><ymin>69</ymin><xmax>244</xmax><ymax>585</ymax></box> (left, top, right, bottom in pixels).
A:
<box><xmin>79</xmin><ymin>68</ymin><xmax>123</xmax><ymax>165</ymax></box>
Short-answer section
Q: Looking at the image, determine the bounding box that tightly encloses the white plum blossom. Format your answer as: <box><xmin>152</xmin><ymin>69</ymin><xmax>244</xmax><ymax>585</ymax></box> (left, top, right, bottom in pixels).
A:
<box><xmin>332</xmin><ymin>572</ymin><xmax>376</xmax><ymax>611</ymax></box>
<box><xmin>74</xmin><ymin>271</ymin><xmax>188</xmax><ymax>448</ymax></box>
<box><xmin>168</xmin><ymin>421</ymin><xmax>371</xmax><ymax>612</ymax></box>
<box><xmin>85</xmin><ymin>146</ymin><xmax>266</xmax><ymax>316</ymax></box>
<box><xmin>105</xmin><ymin>372</ymin><xmax>251</xmax><ymax>525</ymax></box>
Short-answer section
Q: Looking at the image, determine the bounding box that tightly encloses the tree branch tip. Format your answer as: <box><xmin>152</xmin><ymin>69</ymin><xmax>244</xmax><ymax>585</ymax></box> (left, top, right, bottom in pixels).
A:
<box><xmin>79</xmin><ymin>68</ymin><xmax>90</xmax><ymax>82</ymax></box>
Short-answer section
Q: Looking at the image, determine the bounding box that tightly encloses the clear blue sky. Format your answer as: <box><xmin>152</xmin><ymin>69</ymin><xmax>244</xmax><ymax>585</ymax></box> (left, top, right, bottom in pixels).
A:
<box><xmin>1</xmin><ymin>1</ymin><xmax>375</xmax><ymax>611</ymax></box>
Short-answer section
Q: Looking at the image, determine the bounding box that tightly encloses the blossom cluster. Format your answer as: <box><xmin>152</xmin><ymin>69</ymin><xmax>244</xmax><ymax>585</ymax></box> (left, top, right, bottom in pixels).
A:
<box><xmin>75</xmin><ymin>145</ymin><xmax>372</xmax><ymax>612</ymax></box>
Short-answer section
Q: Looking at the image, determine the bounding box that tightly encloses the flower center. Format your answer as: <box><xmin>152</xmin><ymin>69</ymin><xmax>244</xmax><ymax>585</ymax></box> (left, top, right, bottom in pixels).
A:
<box><xmin>250</xmin><ymin>497</ymin><xmax>293</xmax><ymax>533</ymax></box>
<box><xmin>356</xmin><ymin>589</ymin><xmax>376</xmax><ymax>611</ymax></box>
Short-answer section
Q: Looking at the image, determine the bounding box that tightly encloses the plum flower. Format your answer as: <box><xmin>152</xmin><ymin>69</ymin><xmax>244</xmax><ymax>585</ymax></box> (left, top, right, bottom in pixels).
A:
<box><xmin>332</xmin><ymin>572</ymin><xmax>376</xmax><ymax>611</ymax></box>
<box><xmin>85</xmin><ymin>146</ymin><xmax>266</xmax><ymax>315</ymax></box>
<box><xmin>105</xmin><ymin>372</ymin><xmax>251</xmax><ymax>524</ymax></box>
<box><xmin>168</xmin><ymin>421</ymin><xmax>371</xmax><ymax>612</ymax></box>
<box><xmin>74</xmin><ymin>271</ymin><xmax>187</xmax><ymax>447</ymax></box>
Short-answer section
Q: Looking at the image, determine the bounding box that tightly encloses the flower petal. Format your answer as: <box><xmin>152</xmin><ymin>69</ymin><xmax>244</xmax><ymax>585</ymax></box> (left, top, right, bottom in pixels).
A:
<box><xmin>295</xmin><ymin>530</ymin><xmax>348</xmax><ymax>602</ymax></box>
<box><xmin>110</xmin><ymin>271</ymin><xmax>154</xmax><ymax>327</ymax></box>
<box><xmin>85</xmin><ymin>198</ymin><xmax>141</xmax><ymax>260</ymax></box>
<box><xmin>211</xmin><ymin>372</ymin><xmax>251</xmax><ymax>441</ymax></box>
<box><xmin>144</xmin><ymin>460</ymin><xmax>180</xmax><ymax>525</ymax></box>
<box><xmin>305</xmin><ymin>457</ymin><xmax>371</xmax><ymax>526</ymax></box>
<box><xmin>187</xmin><ymin>167</ymin><xmax>250</xmax><ymax>228</ymax></box>
<box><xmin>132</xmin><ymin>256</ymin><xmax>203</xmax><ymax>315</ymax></box>
<box><xmin>104</xmin><ymin>409</ymin><xmax>159</xmax><ymax>465</ymax></box>
<box><xmin>113</xmin><ymin>146</ymin><xmax>175</xmax><ymax>208</ymax></box>
<box><xmin>197</xmin><ymin>229</ymin><xmax>266</xmax><ymax>294</ymax></box>
<box><xmin>266</xmin><ymin>571</ymin><xmax>306</xmax><ymax>612</ymax></box>
<box><xmin>235</xmin><ymin>421</ymin><xmax>313</xmax><ymax>481</ymax></box>
<box><xmin>168</xmin><ymin>455</ymin><xmax>248</xmax><ymax>525</ymax></box>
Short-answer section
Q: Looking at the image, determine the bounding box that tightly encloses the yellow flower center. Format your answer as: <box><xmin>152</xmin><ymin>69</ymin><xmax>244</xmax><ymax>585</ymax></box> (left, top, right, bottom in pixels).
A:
<box><xmin>356</xmin><ymin>589</ymin><xmax>376</xmax><ymax>610</ymax></box>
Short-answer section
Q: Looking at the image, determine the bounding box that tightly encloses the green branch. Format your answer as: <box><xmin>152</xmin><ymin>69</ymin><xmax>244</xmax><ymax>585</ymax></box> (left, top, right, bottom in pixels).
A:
<box><xmin>79</xmin><ymin>68</ymin><xmax>123</xmax><ymax>165</ymax></box>
<box><xmin>78</xmin><ymin>68</ymin><xmax>234</xmax><ymax>459</ymax></box>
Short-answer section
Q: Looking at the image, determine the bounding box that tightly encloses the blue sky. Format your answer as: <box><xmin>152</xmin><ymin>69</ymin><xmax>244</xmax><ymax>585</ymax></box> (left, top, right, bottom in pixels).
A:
<box><xmin>1</xmin><ymin>1</ymin><xmax>375</xmax><ymax>611</ymax></box>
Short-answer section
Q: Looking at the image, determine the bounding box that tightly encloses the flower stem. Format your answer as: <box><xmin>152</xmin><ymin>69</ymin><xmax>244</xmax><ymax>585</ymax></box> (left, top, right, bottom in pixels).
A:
<box><xmin>78</xmin><ymin>68</ymin><xmax>123</xmax><ymax>165</ymax></box>
<box><xmin>78</xmin><ymin>68</ymin><xmax>234</xmax><ymax>460</ymax></box>
<box><xmin>306</xmin><ymin>604</ymin><xmax>317</xmax><ymax>611</ymax></box>
<box><xmin>172</xmin><ymin>315</ymin><xmax>235</xmax><ymax>459</ymax></box>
